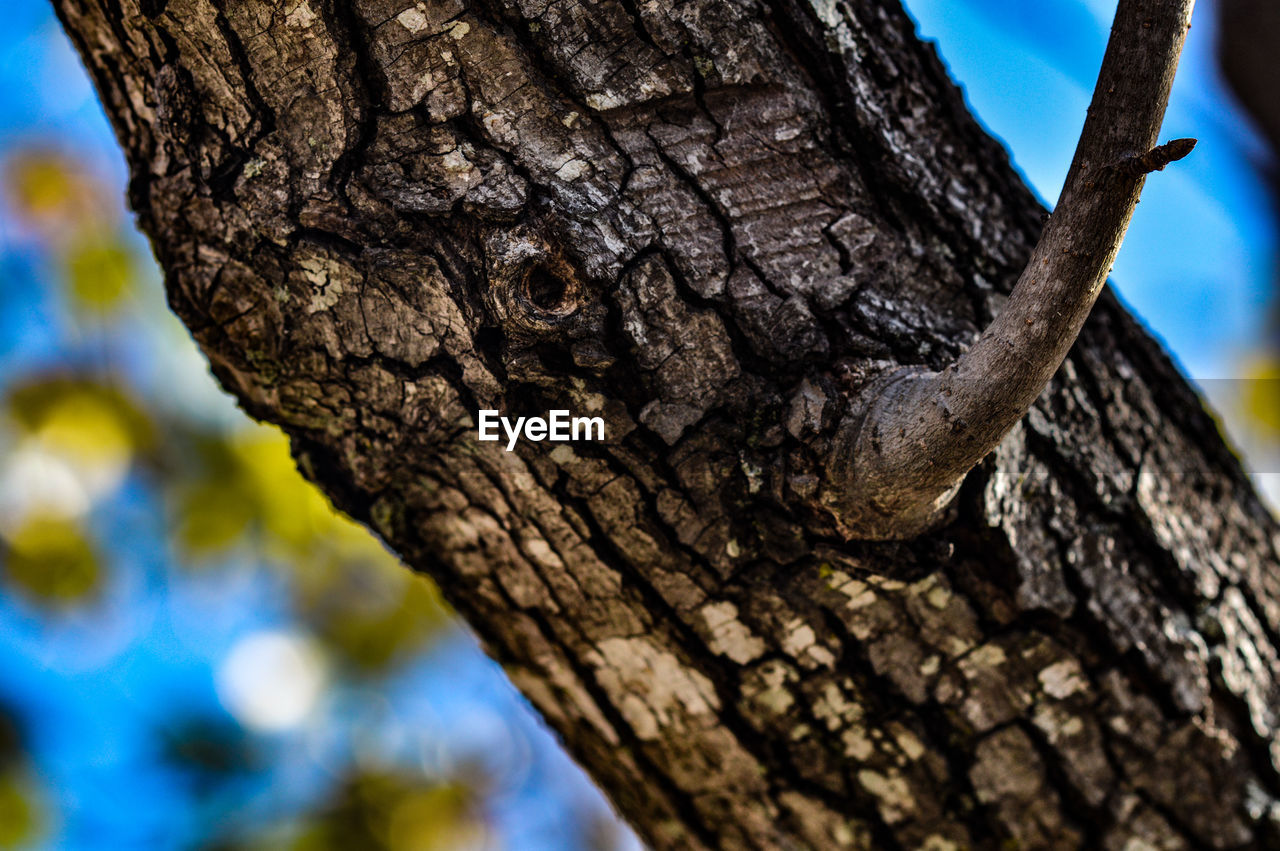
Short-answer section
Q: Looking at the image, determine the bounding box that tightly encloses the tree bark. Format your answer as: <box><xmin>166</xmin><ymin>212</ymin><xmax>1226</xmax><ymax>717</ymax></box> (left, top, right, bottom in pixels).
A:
<box><xmin>53</xmin><ymin>0</ymin><xmax>1280</xmax><ymax>847</ymax></box>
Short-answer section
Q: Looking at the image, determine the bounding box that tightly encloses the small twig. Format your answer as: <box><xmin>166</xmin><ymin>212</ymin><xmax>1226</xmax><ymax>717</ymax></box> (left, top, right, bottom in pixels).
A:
<box><xmin>823</xmin><ymin>0</ymin><xmax>1197</xmax><ymax>540</ymax></box>
<box><xmin>1113</xmin><ymin>137</ymin><xmax>1197</xmax><ymax>177</ymax></box>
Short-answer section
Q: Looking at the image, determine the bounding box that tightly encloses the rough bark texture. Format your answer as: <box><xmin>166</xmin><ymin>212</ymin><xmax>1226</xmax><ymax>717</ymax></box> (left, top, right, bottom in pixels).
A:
<box><xmin>53</xmin><ymin>0</ymin><xmax>1280</xmax><ymax>848</ymax></box>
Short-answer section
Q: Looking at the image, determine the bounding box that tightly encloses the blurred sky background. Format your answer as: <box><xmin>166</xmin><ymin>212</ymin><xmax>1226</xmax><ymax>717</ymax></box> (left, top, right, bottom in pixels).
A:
<box><xmin>0</xmin><ymin>0</ymin><xmax>1275</xmax><ymax>849</ymax></box>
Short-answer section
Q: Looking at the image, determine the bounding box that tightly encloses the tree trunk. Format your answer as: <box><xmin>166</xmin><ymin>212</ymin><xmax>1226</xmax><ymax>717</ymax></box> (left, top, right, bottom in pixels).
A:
<box><xmin>53</xmin><ymin>0</ymin><xmax>1280</xmax><ymax>847</ymax></box>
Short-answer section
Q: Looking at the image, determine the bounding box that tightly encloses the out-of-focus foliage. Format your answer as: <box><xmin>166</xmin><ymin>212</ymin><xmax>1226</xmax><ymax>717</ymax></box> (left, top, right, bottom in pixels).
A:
<box><xmin>1222</xmin><ymin>354</ymin><xmax>1280</xmax><ymax>495</ymax></box>
<box><xmin>0</xmin><ymin>771</ymin><xmax>44</xmax><ymax>851</ymax></box>
<box><xmin>6</xmin><ymin>377</ymin><xmax>153</xmax><ymax>457</ymax></box>
<box><xmin>6</xmin><ymin>150</ymin><xmax>92</xmax><ymax>224</ymax></box>
<box><xmin>0</xmin><ymin>704</ymin><xmax>43</xmax><ymax>850</ymax></box>
<box><xmin>158</xmin><ymin>713</ymin><xmax>263</xmax><ymax>794</ymax></box>
<box><xmin>0</xmin><ymin>148</ymin><xmax>449</xmax><ymax>668</ymax></box>
<box><xmin>1215</xmin><ymin>0</ymin><xmax>1280</xmax><ymax>489</ymax></box>
<box><xmin>168</xmin><ymin>422</ymin><xmax>449</xmax><ymax>672</ymax></box>
<box><xmin>2</xmin><ymin>514</ymin><xmax>101</xmax><ymax>606</ymax></box>
<box><xmin>1243</xmin><ymin>357</ymin><xmax>1280</xmax><ymax>437</ymax></box>
<box><xmin>63</xmin><ymin>237</ymin><xmax>134</xmax><ymax>314</ymax></box>
<box><xmin>6</xmin><ymin>150</ymin><xmax>134</xmax><ymax>317</ymax></box>
<box><xmin>284</xmin><ymin>772</ymin><xmax>485</xmax><ymax>851</ymax></box>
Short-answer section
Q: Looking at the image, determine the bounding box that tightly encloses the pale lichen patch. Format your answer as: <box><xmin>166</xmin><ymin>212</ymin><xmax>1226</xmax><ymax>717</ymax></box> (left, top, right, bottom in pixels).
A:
<box><xmin>396</xmin><ymin>6</ymin><xmax>429</xmax><ymax>33</ymax></box>
<box><xmin>299</xmin><ymin>254</ymin><xmax>349</xmax><ymax>313</ymax></box>
<box><xmin>841</xmin><ymin>725</ymin><xmax>874</xmax><ymax>760</ymax></box>
<box><xmin>555</xmin><ymin>158</ymin><xmax>590</xmax><ymax>182</ymax></box>
<box><xmin>856</xmin><ymin>769</ymin><xmax>916</xmax><ymax>824</ymax></box>
<box><xmin>549</xmin><ymin>445</ymin><xmax>577</xmax><ymax>465</ymax></box>
<box><xmin>893</xmin><ymin>726</ymin><xmax>925</xmax><ymax>761</ymax></box>
<box><xmin>439</xmin><ymin>148</ymin><xmax>473</xmax><ymax>174</ymax></box>
<box><xmin>480</xmin><ymin>110</ymin><xmax>512</xmax><ymax>139</ymax></box>
<box><xmin>1038</xmin><ymin>659</ymin><xmax>1088</xmax><ymax>699</ymax></box>
<box><xmin>284</xmin><ymin>0</ymin><xmax>317</xmax><ymax>28</ymax></box>
<box><xmin>966</xmin><ymin>642</ymin><xmax>1007</xmax><ymax>669</ymax></box>
<box><xmin>1032</xmin><ymin>702</ymin><xmax>1088</xmax><ymax>751</ymax></box>
<box><xmin>925</xmin><ymin>583</ymin><xmax>951</xmax><ymax>610</ymax></box>
<box><xmin>811</xmin><ymin>644</ymin><xmax>837</xmax><ymax>667</ymax></box>
<box><xmin>585</xmin><ymin>91</ymin><xmax>625</xmax><ymax>111</ymax></box>
<box><xmin>619</xmin><ymin>693</ymin><xmax>660</xmax><ymax>740</ymax></box>
<box><xmin>782</xmin><ymin>619</ymin><xmax>816</xmax><ymax>656</ymax></box>
<box><xmin>779</xmin><ymin>619</ymin><xmax>838</xmax><ymax>668</ymax></box>
<box><xmin>520</xmin><ymin>534</ymin><xmax>565</xmax><ymax>572</ymax></box>
<box><xmin>592</xmin><ymin>637</ymin><xmax>719</xmax><ymax>741</ymax></box>
<box><xmin>700</xmin><ymin>601</ymin><xmax>766</xmax><ymax>664</ymax></box>
<box><xmin>865</xmin><ymin>575</ymin><xmax>906</xmax><ymax>593</ymax></box>
<box><xmin>835</xmin><ymin>577</ymin><xmax>877</xmax><ymax>610</ymax></box>
<box><xmin>812</xmin><ymin>679</ymin><xmax>864</xmax><ymax>734</ymax></box>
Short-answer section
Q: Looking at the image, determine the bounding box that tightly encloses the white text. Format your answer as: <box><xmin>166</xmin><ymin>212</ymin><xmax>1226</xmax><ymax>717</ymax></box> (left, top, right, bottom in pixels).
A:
<box><xmin>477</xmin><ymin>409</ymin><xmax>605</xmax><ymax>451</ymax></box>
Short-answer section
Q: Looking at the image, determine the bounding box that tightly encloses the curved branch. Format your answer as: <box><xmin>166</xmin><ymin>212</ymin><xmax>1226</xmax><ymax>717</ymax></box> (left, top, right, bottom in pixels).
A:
<box><xmin>824</xmin><ymin>0</ymin><xmax>1197</xmax><ymax>540</ymax></box>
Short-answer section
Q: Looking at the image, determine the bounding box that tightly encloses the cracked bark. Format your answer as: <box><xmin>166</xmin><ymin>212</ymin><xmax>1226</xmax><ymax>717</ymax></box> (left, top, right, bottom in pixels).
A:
<box><xmin>53</xmin><ymin>0</ymin><xmax>1280</xmax><ymax>848</ymax></box>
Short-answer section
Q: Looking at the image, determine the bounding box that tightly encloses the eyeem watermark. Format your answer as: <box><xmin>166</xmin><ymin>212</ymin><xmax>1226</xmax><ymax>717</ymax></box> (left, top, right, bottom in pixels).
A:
<box><xmin>477</xmin><ymin>409</ymin><xmax>605</xmax><ymax>451</ymax></box>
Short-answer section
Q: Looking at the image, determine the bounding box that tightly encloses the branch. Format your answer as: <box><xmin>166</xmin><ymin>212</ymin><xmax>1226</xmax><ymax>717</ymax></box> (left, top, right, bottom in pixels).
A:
<box><xmin>823</xmin><ymin>0</ymin><xmax>1197</xmax><ymax>540</ymax></box>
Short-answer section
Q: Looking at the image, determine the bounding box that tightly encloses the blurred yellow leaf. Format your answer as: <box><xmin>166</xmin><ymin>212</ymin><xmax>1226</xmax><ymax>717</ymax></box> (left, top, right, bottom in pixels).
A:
<box><xmin>3</xmin><ymin>514</ymin><xmax>102</xmax><ymax>606</ymax></box>
<box><xmin>289</xmin><ymin>772</ymin><xmax>482</xmax><ymax>851</ymax></box>
<box><xmin>6</xmin><ymin>377</ymin><xmax>153</xmax><ymax>456</ymax></box>
<box><xmin>161</xmin><ymin>422</ymin><xmax>447</xmax><ymax>664</ymax></box>
<box><xmin>173</xmin><ymin>480</ymin><xmax>256</xmax><ymax>556</ymax></box>
<box><xmin>164</xmin><ymin>434</ymin><xmax>253</xmax><ymax>561</ymax></box>
<box><xmin>63</xmin><ymin>237</ymin><xmax>135</xmax><ymax>315</ymax></box>
<box><xmin>233</xmin><ymin>428</ymin><xmax>332</xmax><ymax>553</ymax></box>
<box><xmin>0</xmin><ymin>770</ymin><xmax>42</xmax><ymax>850</ymax></box>
<box><xmin>169</xmin><ymin>426</ymin><xmax>331</xmax><ymax>560</ymax></box>
<box><xmin>3</xmin><ymin>150</ymin><xmax>87</xmax><ymax>226</ymax></box>
<box><xmin>388</xmin><ymin>784</ymin><xmax>485</xmax><ymax>851</ymax></box>
<box><xmin>301</xmin><ymin>562</ymin><xmax>446</xmax><ymax>674</ymax></box>
<box><xmin>218</xmin><ymin>425</ymin><xmax>447</xmax><ymax>669</ymax></box>
<box><xmin>1242</xmin><ymin>354</ymin><xmax>1280</xmax><ymax>438</ymax></box>
<box><xmin>33</xmin><ymin>391</ymin><xmax>134</xmax><ymax>472</ymax></box>
<box><xmin>2</xmin><ymin>379</ymin><xmax>152</xmax><ymax>530</ymax></box>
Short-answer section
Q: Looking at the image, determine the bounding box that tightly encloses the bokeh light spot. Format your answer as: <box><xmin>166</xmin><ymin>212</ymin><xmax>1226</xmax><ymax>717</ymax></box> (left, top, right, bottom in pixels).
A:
<box><xmin>216</xmin><ymin>630</ymin><xmax>329</xmax><ymax>733</ymax></box>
